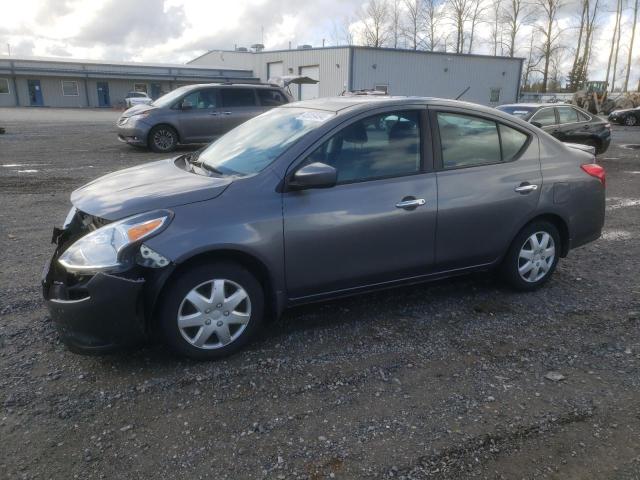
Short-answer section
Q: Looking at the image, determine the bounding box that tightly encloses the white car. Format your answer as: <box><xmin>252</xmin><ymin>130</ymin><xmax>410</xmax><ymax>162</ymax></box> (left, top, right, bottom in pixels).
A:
<box><xmin>124</xmin><ymin>91</ymin><xmax>153</xmax><ymax>109</ymax></box>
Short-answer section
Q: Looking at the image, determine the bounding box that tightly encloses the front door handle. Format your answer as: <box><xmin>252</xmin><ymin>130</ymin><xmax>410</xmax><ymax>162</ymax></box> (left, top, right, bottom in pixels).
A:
<box><xmin>514</xmin><ymin>183</ymin><xmax>538</xmax><ymax>194</ymax></box>
<box><xmin>396</xmin><ymin>198</ymin><xmax>426</xmax><ymax>209</ymax></box>
<box><xmin>222</xmin><ymin>111</ymin><xmax>232</xmax><ymax>115</ymax></box>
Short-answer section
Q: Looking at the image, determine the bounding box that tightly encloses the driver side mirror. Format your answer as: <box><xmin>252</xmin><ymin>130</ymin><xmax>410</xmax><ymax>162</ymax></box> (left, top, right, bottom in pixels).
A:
<box><xmin>288</xmin><ymin>162</ymin><xmax>337</xmax><ymax>190</ymax></box>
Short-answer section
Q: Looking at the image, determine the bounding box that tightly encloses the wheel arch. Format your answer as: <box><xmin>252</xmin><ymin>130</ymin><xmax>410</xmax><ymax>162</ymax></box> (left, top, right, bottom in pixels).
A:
<box><xmin>148</xmin><ymin>122</ymin><xmax>181</xmax><ymax>145</ymax></box>
<box><xmin>149</xmin><ymin>248</ymin><xmax>280</xmax><ymax>331</ymax></box>
<box><xmin>521</xmin><ymin>212</ymin><xmax>570</xmax><ymax>257</ymax></box>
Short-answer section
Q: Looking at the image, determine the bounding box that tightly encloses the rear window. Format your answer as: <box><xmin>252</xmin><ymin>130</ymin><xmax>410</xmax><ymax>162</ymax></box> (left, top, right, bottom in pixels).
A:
<box><xmin>257</xmin><ymin>89</ymin><xmax>287</xmax><ymax>106</ymax></box>
<box><xmin>558</xmin><ymin>107</ymin><xmax>578</xmax><ymax>124</ymax></box>
<box><xmin>221</xmin><ymin>88</ymin><xmax>257</xmax><ymax>108</ymax></box>
<box><xmin>496</xmin><ymin>105</ymin><xmax>535</xmax><ymax>119</ymax></box>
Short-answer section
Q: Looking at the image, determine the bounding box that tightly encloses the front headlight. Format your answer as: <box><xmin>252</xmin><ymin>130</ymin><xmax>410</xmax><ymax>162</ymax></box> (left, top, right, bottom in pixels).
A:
<box><xmin>58</xmin><ymin>210</ymin><xmax>172</xmax><ymax>274</ymax></box>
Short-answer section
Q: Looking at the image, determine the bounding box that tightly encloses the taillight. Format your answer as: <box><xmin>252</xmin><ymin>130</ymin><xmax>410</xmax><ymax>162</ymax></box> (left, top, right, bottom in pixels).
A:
<box><xmin>581</xmin><ymin>163</ymin><xmax>606</xmax><ymax>186</ymax></box>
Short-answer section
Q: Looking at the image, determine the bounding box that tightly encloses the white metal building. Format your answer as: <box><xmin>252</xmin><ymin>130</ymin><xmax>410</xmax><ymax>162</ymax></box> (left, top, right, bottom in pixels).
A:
<box><xmin>0</xmin><ymin>56</ymin><xmax>257</xmax><ymax>108</ymax></box>
<box><xmin>189</xmin><ymin>46</ymin><xmax>524</xmax><ymax>106</ymax></box>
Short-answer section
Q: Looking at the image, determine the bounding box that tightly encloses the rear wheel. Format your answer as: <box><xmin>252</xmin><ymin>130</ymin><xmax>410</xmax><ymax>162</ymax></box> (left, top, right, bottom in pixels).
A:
<box><xmin>149</xmin><ymin>125</ymin><xmax>178</xmax><ymax>153</ymax></box>
<box><xmin>500</xmin><ymin>221</ymin><xmax>560</xmax><ymax>291</ymax></box>
<box><xmin>159</xmin><ymin>262</ymin><xmax>264</xmax><ymax>360</ymax></box>
<box><xmin>624</xmin><ymin>115</ymin><xmax>637</xmax><ymax>126</ymax></box>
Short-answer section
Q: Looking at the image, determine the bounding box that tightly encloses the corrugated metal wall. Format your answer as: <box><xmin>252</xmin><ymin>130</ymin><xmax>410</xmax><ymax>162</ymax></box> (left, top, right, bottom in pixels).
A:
<box><xmin>190</xmin><ymin>48</ymin><xmax>351</xmax><ymax>100</ymax></box>
<box><xmin>351</xmin><ymin>48</ymin><xmax>522</xmax><ymax>105</ymax></box>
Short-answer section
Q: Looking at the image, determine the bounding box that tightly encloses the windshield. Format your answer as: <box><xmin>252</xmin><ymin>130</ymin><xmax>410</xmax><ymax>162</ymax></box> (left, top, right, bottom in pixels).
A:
<box><xmin>151</xmin><ymin>86</ymin><xmax>192</xmax><ymax>108</ymax></box>
<box><xmin>497</xmin><ymin>105</ymin><xmax>536</xmax><ymax>119</ymax></box>
<box><xmin>199</xmin><ymin>108</ymin><xmax>334</xmax><ymax>176</ymax></box>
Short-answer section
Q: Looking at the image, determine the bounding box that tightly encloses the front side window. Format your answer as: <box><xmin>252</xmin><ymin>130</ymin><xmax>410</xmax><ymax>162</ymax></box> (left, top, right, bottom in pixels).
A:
<box><xmin>304</xmin><ymin>110</ymin><xmax>422</xmax><ymax>184</ymax></box>
<box><xmin>437</xmin><ymin>112</ymin><xmax>500</xmax><ymax>168</ymax></box>
<box><xmin>530</xmin><ymin>108</ymin><xmax>556</xmax><ymax>126</ymax></box>
<box><xmin>558</xmin><ymin>107</ymin><xmax>578</xmax><ymax>124</ymax></box>
<box><xmin>180</xmin><ymin>89</ymin><xmax>217</xmax><ymax>109</ymax></box>
<box><xmin>0</xmin><ymin>78</ymin><xmax>9</xmax><ymax>94</ymax></box>
<box><xmin>61</xmin><ymin>80</ymin><xmax>79</xmax><ymax>96</ymax></box>
<box><xmin>199</xmin><ymin>107</ymin><xmax>333</xmax><ymax>176</ymax></box>
<box><xmin>221</xmin><ymin>88</ymin><xmax>257</xmax><ymax>108</ymax></box>
<box><xmin>257</xmin><ymin>89</ymin><xmax>287</xmax><ymax>106</ymax></box>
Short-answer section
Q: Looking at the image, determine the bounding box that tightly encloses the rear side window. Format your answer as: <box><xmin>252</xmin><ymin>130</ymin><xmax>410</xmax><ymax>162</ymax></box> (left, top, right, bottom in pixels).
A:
<box><xmin>437</xmin><ymin>112</ymin><xmax>501</xmax><ymax>168</ymax></box>
<box><xmin>530</xmin><ymin>108</ymin><xmax>556</xmax><ymax>126</ymax></box>
<box><xmin>257</xmin><ymin>89</ymin><xmax>287</xmax><ymax>106</ymax></box>
<box><xmin>499</xmin><ymin>124</ymin><xmax>529</xmax><ymax>161</ymax></box>
<box><xmin>576</xmin><ymin>109</ymin><xmax>590</xmax><ymax>122</ymax></box>
<box><xmin>558</xmin><ymin>107</ymin><xmax>578</xmax><ymax>124</ymax></box>
<box><xmin>221</xmin><ymin>88</ymin><xmax>257</xmax><ymax>107</ymax></box>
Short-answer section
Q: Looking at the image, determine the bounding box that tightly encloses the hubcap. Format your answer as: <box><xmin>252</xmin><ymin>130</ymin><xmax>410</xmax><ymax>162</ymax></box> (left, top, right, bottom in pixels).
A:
<box><xmin>518</xmin><ymin>231</ymin><xmax>555</xmax><ymax>283</ymax></box>
<box><xmin>153</xmin><ymin>129</ymin><xmax>175</xmax><ymax>150</ymax></box>
<box><xmin>177</xmin><ymin>279</ymin><xmax>251</xmax><ymax>349</ymax></box>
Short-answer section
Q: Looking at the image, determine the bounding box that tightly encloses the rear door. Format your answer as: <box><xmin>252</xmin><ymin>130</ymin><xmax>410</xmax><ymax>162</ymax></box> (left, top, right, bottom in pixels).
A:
<box><xmin>529</xmin><ymin>106</ymin><xmax>558</xmax><ymax>139</ymax></box>
<box><xmin>219</xmin><ymin>88</ymin><xmax>260</xmax><ymax>132</ymax></box>
<box><xmin>173</xmin><ymin>88</ymin><xmax>221</xmax><ymax>142</ymax></box>
<box><xmin>555</xmin><ymin>105</ymin><xmax>582</xmax><ymax>143</ymax></box>
<box><xmin>431</xmin><ymin>108</ymin><xmax>541</xmax><ymax>270</ymax></box>
<box><xmin>283</xmin><ymin>107</ymin><xmax>437</xmax><ymax>299</ymax></box>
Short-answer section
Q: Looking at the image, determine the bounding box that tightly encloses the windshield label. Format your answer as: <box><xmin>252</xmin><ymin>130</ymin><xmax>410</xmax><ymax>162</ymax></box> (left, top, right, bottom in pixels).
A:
<box><xmin>296</xmin><ymin>111</ymin><xmax>332</xmax><ymax>122</ymax></box>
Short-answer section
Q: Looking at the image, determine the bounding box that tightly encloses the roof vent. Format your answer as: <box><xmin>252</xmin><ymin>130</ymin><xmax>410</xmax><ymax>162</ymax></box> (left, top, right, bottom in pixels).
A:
<box><xmin>250</xmin><ymin>44</ymin><xmax>265</xmax><ymax>52</ymax></box>
<box><xmin>297</xmin><ymin>44</ymin><xmax>313</xmax><ymax>50</ymax></box>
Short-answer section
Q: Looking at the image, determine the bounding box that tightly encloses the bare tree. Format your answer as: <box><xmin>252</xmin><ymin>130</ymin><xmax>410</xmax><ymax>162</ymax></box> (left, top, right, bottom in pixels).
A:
<box><xmin>606</xmin><ymin>0</ymin><xmax>623</xmax><ymax>85</ymax></box>
<box><xmin>522</xmin><ymin>30</ymin><xmax>543</xmax><ymax>88</ymax></box>
<box><xmin>467</xmin><ymin>0</ymin><xmax>488</xmax><ymax>53</ymax></box>
<box><xmin>404</xmin><ymin>0</ymin><xmax>425</xmax><ymax>49</ymax></box>
<box><xmin>579</xmin><ymin>0</ymin><xmax>601</xmax><ymax>80</ymax></box>
<box><xmin>610</xmin><ymin>0</ymin><xmax>624</xmax><ymax>90</ymax></box>
<box><xmin>390</xmin><ymin>0</ymin><xmax>403</xmax><ymax>47</ymax></box>
<box><xmin>360</xmin><ymin>0</ymin><xmax>391</xmax><ymax>47</ymax></box>
<box><xmin>568</xmin><ymin>0</ymin><xmax>588</xmax><ymax>90</ymax></box>
<box><xmin>489</xmin><ymin>0</ymin><xmax>504</xmax><ymax>55</ymax></box>
<box><xmin>425</xmin><ymin>0</ymin><xmax>445</xmax><ymax>50</ymax></box>
<box><xmin>535</xmin><ymin>0</ymin><xmax>564</xmax><ymax>92</ymax></box>
<box><xmin>330</xmin><ymin>16</ymin><xmax>357</xmax><ymax>45</ymax></box>
<box><xmin>623</xmin><ymin>0</ymin><xmax>638</xmax><ymax>91</ymax></box>
<box><xmin>447</xmin><ymin>0</ymin><xmax>473</xmax><ymax>52</ymax></box>
<box><xmin>503</xmin><ymin>0</ymin><xmax>536</xmax><ymax>57</ymax></box>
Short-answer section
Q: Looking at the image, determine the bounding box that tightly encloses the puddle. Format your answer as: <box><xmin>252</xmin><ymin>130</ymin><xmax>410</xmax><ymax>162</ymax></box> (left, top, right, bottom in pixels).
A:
<box><xmin>1</xmin><ymin>163</ymin><xmax>50</xmax><ymax>168</ymax></box>
<box><xmin>601</xmin><ymin>229</ymin><xmax>633</xmax><ymax>241</ymax></box>
<box><xmin>606</xmin><ymin>197</ymin><xmax>640</xmax><ymax>211</ymax></box>
<box><xmin>622</xmin><ymin>144</ymin><xmax>640</xmax><ymax>150</ymax></box>
<box><xmin>625</xmin><ymin>171</ymin><xmax>640</xmax><ymax>174</ymax></box>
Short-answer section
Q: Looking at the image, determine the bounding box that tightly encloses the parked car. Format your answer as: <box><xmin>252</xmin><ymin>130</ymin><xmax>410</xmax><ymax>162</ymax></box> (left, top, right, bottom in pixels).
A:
<box><xmin>44</xmin><ymin>97</ymin><xmax>606</xmax><ymax>360</ymax></box>
<box><xmin>497</xmin><ymin>103</ymin><xmax>611</xmax><ymax>154</ymax></box>
<box><xmin>124</xmin><ymin>91</ymin><xmax>153</xmax><ymax>109</ymax></box>
<box><xmin>117</xmin><ymin>83</ymin><xmax>293</xmax><ymax>153</ymax></box>
<box><xmin>607</xmin><ymin>106</ymin><xmax>640</xmax><ymax>126</ymax></box>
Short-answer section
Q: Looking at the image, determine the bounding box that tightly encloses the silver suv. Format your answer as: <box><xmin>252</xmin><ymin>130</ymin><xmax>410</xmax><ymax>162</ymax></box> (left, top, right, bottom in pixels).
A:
<box><xmin>116</xmin><ymin>83</ymin><xmax>292</xmax><ymax>152</ymax></box>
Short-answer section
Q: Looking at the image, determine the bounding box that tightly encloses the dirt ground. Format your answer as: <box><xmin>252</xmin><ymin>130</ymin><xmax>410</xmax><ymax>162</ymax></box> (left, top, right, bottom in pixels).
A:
<box><xmin>0</xmin><ymin>107</ymin><xmax>639</xmax><ymax>480</ymax></box>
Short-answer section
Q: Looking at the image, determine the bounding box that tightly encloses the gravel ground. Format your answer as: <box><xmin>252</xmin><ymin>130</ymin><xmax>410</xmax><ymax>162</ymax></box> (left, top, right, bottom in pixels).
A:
<box><xmin>0</xmin><ymin>107</ymin><xmax>639</xmax><ymax>480</ymax></box>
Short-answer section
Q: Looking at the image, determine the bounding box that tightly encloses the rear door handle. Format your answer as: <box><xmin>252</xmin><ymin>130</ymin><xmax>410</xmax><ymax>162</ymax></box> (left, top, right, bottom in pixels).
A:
<box><xmin>514</xmin><ymin>183</ymin><xmax>538</xmax><ymax>193</ymax></box>
<box><xmin>396</xmin><ymin>198</ymin><xmax>426</xmax><ymax>209</ymax></box>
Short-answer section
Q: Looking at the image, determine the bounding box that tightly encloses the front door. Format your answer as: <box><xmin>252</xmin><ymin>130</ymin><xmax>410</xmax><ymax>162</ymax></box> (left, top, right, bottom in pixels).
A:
<box><xmin>28</xmin><ymin>80</ymin><xmax>44</xmax><ymax>106</ymax></box>
<box><xmin>174</xmin><ymin>88</ymin><xmax>221</xmax><ymax>143</ymax></box>
<box><xmin>432</xmin><ymin>109</ymin><xmax>542</xmax><ymax>270</ymax></box>
<box><xmin>97</xmin><ymin>82</ymin><xmax>110</xmax><ymax>107</ymax></box>
<box><xmin>283</xmin><ymin>108</ymin><xmax>437</xmax><ymax>299</ymax></box>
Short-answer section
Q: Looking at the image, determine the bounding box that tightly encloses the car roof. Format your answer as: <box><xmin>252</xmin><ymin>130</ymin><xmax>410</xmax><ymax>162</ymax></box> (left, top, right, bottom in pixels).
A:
<box><xmin>181</xmin><ymin>83</ymin><xmax>281</xmax><ymax>90</ymax></box>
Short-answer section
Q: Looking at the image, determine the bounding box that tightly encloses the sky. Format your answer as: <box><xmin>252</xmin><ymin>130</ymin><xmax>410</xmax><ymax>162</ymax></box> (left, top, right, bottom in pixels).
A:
<box><xmin>0</xmin><ymin>0</ymin><xmax>638</xmax><ymax>89</ymax></box>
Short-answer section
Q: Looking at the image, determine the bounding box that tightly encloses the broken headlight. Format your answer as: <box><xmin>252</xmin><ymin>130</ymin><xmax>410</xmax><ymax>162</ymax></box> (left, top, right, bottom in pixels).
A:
<box><xmin>58</xmin><ymin>210</ymin><xmax>172</xmax><ymax>274</ymax></box>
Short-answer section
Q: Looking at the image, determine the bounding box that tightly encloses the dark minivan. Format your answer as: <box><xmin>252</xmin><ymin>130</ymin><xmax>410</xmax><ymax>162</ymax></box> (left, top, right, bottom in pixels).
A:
<box><xmin>497</xmin><ymin>103</ymin><xmax>611</xmax><ymax>154</ymax></box>
<box><xmin>44</xmin><ymin>97</ymin><xmax>606</xmax><ymax>360</ymax></box>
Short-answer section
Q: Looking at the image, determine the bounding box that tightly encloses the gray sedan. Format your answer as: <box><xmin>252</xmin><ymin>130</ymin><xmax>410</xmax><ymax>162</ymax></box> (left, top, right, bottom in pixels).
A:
<box><xmin>44</xmin><ymin>96</ymin><xmax>606</xmax><ymax>359</ymax></box>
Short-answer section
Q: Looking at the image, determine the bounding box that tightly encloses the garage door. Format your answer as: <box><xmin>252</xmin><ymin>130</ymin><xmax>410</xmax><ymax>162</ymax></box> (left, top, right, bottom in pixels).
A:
<box><xmin>299</xmin><ymin>65</ymin><xmax>319</xmax><ymax>100</ymax></box>
<box><xmin>267</xmin><ymin>62</ymin><xmax>283</xmax><ymax>82</ymax></box>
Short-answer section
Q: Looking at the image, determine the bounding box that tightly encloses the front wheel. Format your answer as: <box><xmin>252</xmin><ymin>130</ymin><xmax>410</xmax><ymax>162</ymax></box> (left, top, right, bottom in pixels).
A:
<box><xmin>624</xmin><ymin>115</ymin><xmax>637</xmax><ymax>126</ymax></box>
<box><xmin>148</xmin><ymin>125</ymin><xmax>178</xmax><ymax>153</ymax></box>
<box><xmin>159</xmin><ymin>262</ymin><xmax>264</xmax><ymax>360</ymax></box>
<box><xmin>500</xmin><ymin>221</ymin><xmax>561</xmax><ymax>291</ymax></box>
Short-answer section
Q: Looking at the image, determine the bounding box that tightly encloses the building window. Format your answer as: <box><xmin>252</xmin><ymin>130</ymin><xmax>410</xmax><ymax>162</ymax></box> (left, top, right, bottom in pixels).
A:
<box><xmin>489</xmin><ymin>88</ymin><xmax>501</xmax><ymax>103</ymax></box>
<box><xmin>134</xmin><ymin>83</ymin><xmax>148</xmax><ymax>93</ymax></box>
<box><xmin>61</xmin><ymin>80</ymin><xmax>79</xmax><ymax>96</ymax></box>
<box><xmin>0</xmin><ymin>78</ymin><xmax>9</xmax><ymax>94</ymax></box>
<box><xmin>374</xmin><ymin>85</ymin><xmax>388</xmax><ymax>94</ymax></box>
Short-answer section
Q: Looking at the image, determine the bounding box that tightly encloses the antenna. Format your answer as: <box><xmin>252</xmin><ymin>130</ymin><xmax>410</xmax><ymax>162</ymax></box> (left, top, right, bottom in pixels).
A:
<box><xmin>6</xmin><ymin>43</ymin><xmax>10</xmax><ymax>56</ymax></box>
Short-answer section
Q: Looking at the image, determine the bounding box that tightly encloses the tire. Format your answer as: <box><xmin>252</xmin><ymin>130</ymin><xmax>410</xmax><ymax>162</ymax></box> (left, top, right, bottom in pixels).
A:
<box><xmin>158</xmin><ymin>262</ymin><xmax>265</xmax><ymax>360</ymax></box>
<box><xmin>500</xmin><ymin>221</ymin><xmax>561</xmax><ymax>291</ymax></box>
<box><xmin>148</xmin><ymin>125</ymin><xmax>178</xmax><ymax>153</ymax></box>
<box><xmin>624</xmin><ymin>115</ymin><xmax>637</xmax><ymax>126</ymax></box>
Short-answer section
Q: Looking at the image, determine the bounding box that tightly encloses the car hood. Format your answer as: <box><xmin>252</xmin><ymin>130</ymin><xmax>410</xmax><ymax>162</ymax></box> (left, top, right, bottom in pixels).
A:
<box><xmin>71</xmin><ymin>158</ymin><xmax>232</xmax><ymax>220</ymax></box>
<box><xmin>121</xmin><ymin>104</ymin><xmax>156</xmax><ymax>117</ymax></box>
